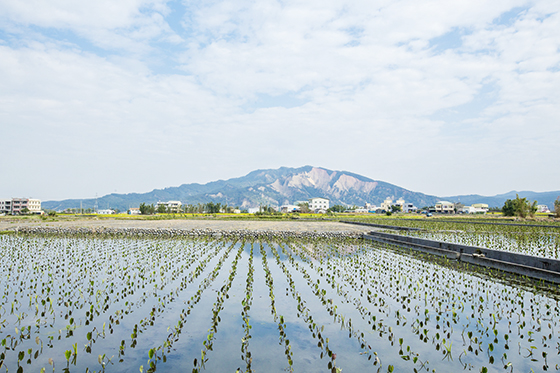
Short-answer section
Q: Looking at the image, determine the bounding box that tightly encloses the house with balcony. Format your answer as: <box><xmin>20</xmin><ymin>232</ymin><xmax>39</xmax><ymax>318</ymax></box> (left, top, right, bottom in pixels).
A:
<box><xmin>1</xmin><ymin>198</ymin><xmax>41</xmax><ymax>214</ymax></box>
<box><xmin>435</xmin><ymin>201</ymin><xmax>454</xmax><ymax>214</ymax></box>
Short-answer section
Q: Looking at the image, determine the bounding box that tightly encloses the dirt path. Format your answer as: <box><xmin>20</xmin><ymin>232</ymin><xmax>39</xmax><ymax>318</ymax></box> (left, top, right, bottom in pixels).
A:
<box><xmin>0</xmin><ymin>217</ymin><xmax>371</xmax><ymax>234</ymax></box>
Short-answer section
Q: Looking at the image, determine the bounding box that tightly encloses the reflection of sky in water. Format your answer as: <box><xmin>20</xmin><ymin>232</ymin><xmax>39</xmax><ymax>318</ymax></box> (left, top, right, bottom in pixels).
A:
<box><xmin>0</xmin><ymin>235</ymin><xmax>558</xmax><ymax>372</ymax></box>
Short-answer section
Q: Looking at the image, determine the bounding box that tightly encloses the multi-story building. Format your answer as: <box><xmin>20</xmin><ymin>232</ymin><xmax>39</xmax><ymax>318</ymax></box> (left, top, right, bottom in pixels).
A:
<box><xmin>26</xmin><ymin>199</ymin><xmax>42</xmax><ymax>213</ymax></box>
<box><xmin>435</xmin><ymin>201</ymin><xmax>454</xmax><ymax>214</ymax></box>
<box><xmin>402</xmin><ymin>203</ymin><xmax>417</xmax><ymax>213</ymax></box>
<box><xmin>1</xmin><ymin>198</ymin><xmax>41</xmax><ymax>214</ymax></box>
<box><xmin>380</xmin><ymin>197</ymin><xmax>393</xmax><ymax>211</ymax></box>
<box><xmin>309</xmin><ymin>197</ymin><xmax>329</xmax><ymax>212</ymax></box>
<box><xmin>0</xmin><ymin>199</ymin><xmax>12</xmax><ymax>214</ymax></box>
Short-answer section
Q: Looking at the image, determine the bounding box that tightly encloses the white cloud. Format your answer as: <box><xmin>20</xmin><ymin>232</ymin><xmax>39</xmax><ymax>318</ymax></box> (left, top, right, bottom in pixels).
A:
<box><xmin>0</xmin><ymin>0</ymin><xmax>559</xmax><ymax>200</ymax></box>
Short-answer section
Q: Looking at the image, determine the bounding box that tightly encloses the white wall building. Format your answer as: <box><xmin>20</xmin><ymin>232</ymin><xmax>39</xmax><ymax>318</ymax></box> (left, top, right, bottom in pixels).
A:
<box><xmin>0</xmin><ymin>199</ymin><xmax>12</xmax><ymax>214</ymax></box>
<box><xmin>128</xmin><ymin>208</ymin><xmax>141</xmax><ymax>215</ymax></box>
<box><xmin>462</xmin><ymin>203</ymin><xmax>489</xmax><ymax>214</ymax></box>
<box><xmin>402</xmin><ymin>203</ymin><xmax>417</xmax><ymax>213</ymax></box>
<box><xmin>156</xmin><ymin>201</ymin><xmax>183</xmax><ymax>213</ymax></box>
<box><xmin>97</xmin><ymin>209</ymin><xmax>115</xmax><ymax>215</ymax></box>
<box><xmin>309</xmin><ymin>197</ymin><xmax>329</xmax><ymax>212</ymax></box>
<box><xmin>537</xmin><ymin>205</ymin><xmax>550</xmax><ymax>213</ymax></box>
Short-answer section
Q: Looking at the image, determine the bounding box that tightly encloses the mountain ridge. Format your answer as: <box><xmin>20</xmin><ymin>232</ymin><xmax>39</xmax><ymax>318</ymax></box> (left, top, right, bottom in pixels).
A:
<box><xmin>41</xmin><ymin>166</ymin><xmax>560</xmax><ymax>212</ymax></box>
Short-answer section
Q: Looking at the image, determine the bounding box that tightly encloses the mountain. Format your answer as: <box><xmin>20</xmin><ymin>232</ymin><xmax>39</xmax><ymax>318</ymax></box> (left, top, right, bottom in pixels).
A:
<box><xmin>42</xmin><ymin>166</ymin><xmax>440</xmax><ymax>211</ymax></box>
<box><xmin>42</xmin><ymin>166</ymin><xmax>559</xmax><ymax>212</ymax></box>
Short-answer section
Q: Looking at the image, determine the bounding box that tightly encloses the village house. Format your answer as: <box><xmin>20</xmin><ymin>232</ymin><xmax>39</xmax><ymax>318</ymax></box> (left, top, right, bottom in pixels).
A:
<box><xmin>309</xmin><ymin>197</ymin><xmax>329</xmax><ymax>213</ymax></box>
<box><xmin>380</xmin><ymin>197</ymin><xmax>393</xmax><ymax>211</ymax></box>
<box><xmin>537</xmin><ymin>205</ymin><xmax>550</xmax><ymax>213</ymax></box>
<box><xmin>156</xmin><ymin>201</ymin><xmax>183</xmax><ymax>213</ymax></box>
<box><xmin>280</xmin><ymin>205</ymin><xmax>301</xmax><ymax>213</ymax></box>
<box><xmin>435</xmin><ymin>201</ymin><xmax>454</xmax><ymax>214</ymax></box>
<box><xmin>128</xmin><ymin>207</ymin><xmax>141</xmax><ymax>215</ymax></box>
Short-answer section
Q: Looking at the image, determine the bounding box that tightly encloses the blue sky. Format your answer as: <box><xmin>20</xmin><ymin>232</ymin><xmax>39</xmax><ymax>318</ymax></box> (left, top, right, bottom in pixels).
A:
<box><xmin>1</xmin><ymin>0</ymin><xmax>559</xmax><ymax>200</ymax></box>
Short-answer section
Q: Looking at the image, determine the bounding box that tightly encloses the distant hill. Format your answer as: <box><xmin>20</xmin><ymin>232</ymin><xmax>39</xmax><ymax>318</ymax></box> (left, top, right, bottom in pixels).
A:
<box><xmin>42</xmin><ymin>166</ymin><xmax>440</xmax><ymax>211</ymax></box>
<box><xmin>443</xmin><ymin>191</ymin><xmax>560</xmax><ymax>209</ymax></box>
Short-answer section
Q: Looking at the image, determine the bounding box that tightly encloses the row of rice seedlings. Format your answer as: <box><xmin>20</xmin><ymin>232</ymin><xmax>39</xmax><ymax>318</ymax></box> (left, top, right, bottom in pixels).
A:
<box><xmin>259</xmin><ymin>243</ymin><xmax>294</xmax><ymax>370</ymax></box>
<box><xmin>240</xmin><ymin>243</ymin><xmax>255</xmax><ymax>371</ymax></box>
<box><xmin>190</xmin><ymin>241</ymin><xmax>245</xmax><ymax>372</ymax></box>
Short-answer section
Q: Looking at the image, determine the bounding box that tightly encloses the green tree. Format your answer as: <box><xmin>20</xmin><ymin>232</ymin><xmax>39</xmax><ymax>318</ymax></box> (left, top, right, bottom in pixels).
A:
<box><xmin>502</xmin><ymin>199</ymin><xmax>515</xmax><ymax>216</ymax></box>
<box><xmin>297</xmin><ymin>202</ymin><xmax>310</xmax><ymax>213</ymax></box>
<box><xmin>328</xmin><ymin>205</ymin><xmax>346</xmax><ymax>213</ymax></box>
<box><xmin>391</xmin><ymin>205</ymin><xmax>401</xmax><ymax>213</ymax></box>
<box><xmin>502</xmin><ymin>194</ymin><xmax>537</xmax><ymax>218</ymax></box>
<box><xmin>554</xmin><ymin>197</ymin><xmax>560</xmax><ymax>218</ymax></box>
<box><xmin>156</xmin><ymin>203</ymin><xmax>167</xmax><ymax>214</ymax></box>
<box><xmin>139</xmin><ymin>203</ymin><xmax>155</xmax><ymax>215</ymax></box>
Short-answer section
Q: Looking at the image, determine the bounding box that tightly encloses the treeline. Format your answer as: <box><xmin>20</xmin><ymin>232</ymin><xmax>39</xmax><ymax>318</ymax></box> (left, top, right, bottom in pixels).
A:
<box><xmin>138</xmin><ymin>202</ymin><xmax>241</xmax><ymax>215</ymax></box>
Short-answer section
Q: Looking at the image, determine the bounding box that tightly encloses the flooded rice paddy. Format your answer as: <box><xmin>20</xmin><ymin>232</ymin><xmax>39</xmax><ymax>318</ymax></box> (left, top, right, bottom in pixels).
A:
<box><xmin>1</xmin><ymin>234</ymin><xmax>559</xmax><ymax>372</ymax></box>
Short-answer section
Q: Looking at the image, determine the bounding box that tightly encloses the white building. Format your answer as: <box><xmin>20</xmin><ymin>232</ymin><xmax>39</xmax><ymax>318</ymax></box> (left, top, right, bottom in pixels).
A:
<box><xmin>97</xmin><ymin>209</ymin><xmax>115</xmax><ymax>215</ymax></box>
<box><xmin>0</xmin><ymin>199</ymin><xmax>12</xmax><ymax>214</ymax></box>
<box><xmin>402</xmin><ymin>203</ymin><xmax>417</xmax><ymax>213</ymax></box>
<box><xmin>309</xmin><ymin>197</ymin><xmax>329</xmax><ymax>212</ymax></box>
<box><xmin>365</xmin><ymin>203</ymin><xmax>377</xmax><ymax>211</ymax></box>
<box><xmin>435</xmin><ymin>201</ymin><xmax>454</xmax><ymax>213</ymax></box>
<box><xmin>462</xmin><ymin>203</ymin><xmax>489</xmax><ymax>214</ymax></box>
<box><xmin>380</xmin><ymin>197</ymin><xmax>393</xmax><ymax>211</ymax></box>
<box><xmin>156</xmin><ymin>201</ymin><xmax>183</xmax><ymax>213</ymax></box>
<box><xmin>280</xmin><ymin>205</ymin><xmax>301</xmax><ymax>213</ymax></box>
<box><xmin>128</xmin><ymin>208</ymin><xmax>141</xmax><ymax>215</ymax></box>
<box><xmin>537</xmin><ymin>205</ymin><xmax>550</xmax><ymax>213</ymax></box>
